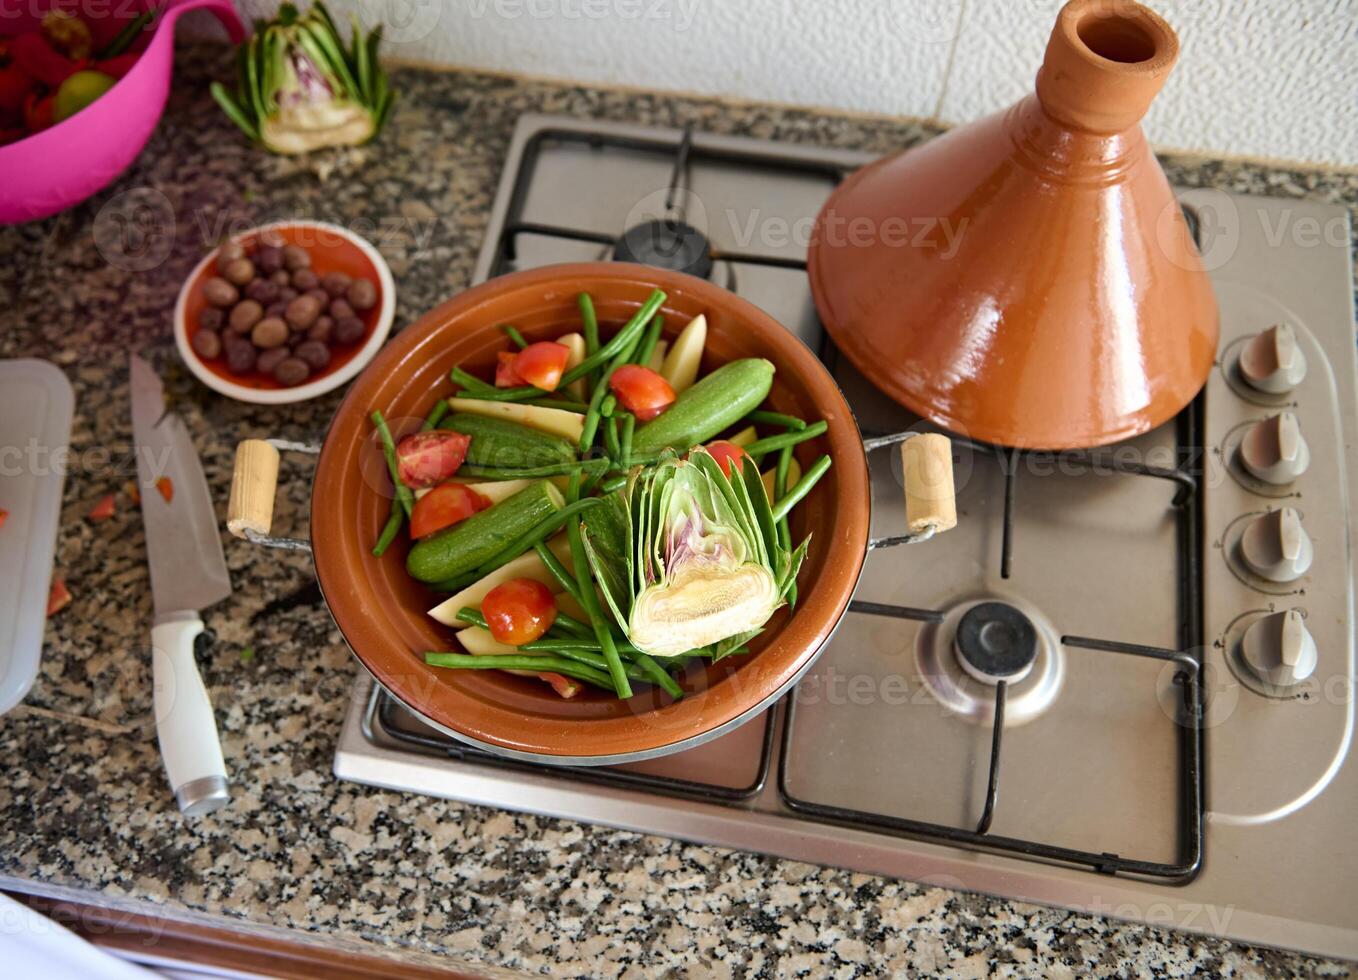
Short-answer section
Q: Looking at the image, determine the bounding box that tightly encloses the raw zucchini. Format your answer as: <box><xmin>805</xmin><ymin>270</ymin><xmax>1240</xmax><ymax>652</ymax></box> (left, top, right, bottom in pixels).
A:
<box><xmin>407</xmin><ymin>480</ymin><xmax>564</xmax><ymax>583</ymax></box>
<box><xmin>441</xmin><ymin>413</ymin><xmax>577</xmax><ymax>469</ymax></box>
<box><xmin>631</xmin><ymin>358</ymin><xmax>774</xmax><ymax>457</ymax></box>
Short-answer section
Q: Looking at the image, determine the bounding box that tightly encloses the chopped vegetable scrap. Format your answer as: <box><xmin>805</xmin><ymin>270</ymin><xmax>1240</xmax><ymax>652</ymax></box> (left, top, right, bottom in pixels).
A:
<box><xmin>46</xmin><ymin>577</ymin><xmax>71</xmax><ymax>617</ymax></box>
<box><xmin>87</xmin><ymin>493</ymin><xmax>116</xmax><ymax>522</ymax></box>
<box><xmin>155</xmin><ymin>476</ymin><xmax>173</xmax><ymax>503</ymax></box>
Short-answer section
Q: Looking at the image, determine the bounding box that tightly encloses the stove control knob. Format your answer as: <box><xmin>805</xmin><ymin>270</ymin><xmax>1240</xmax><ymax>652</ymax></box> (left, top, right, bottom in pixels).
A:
<box><xmin>1238</xmin><ymin>323</ymin><xmax>1307</xmax><ymax>394</ymax></box>
<box><xmin>1240</xmin><ymin>412</ymin><xmax>1311</xmax><ymax>484</ymax></box>
<box><xmin>1241</xmin><ymin>609</ymin><xmax>1318</xmax><ymax>689</ymax></box>
<box><xmin>1240</xmin><ymin>507</ymin><xmax>1313</xmax><ymax>583</ymax></box>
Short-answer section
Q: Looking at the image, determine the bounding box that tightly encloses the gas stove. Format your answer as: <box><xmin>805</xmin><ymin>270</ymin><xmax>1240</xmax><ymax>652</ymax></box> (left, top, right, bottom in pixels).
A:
<box><xmin>335</xmin><ymin>116</ymin><xmax>1358</xmax><ymax>959</ymax></box>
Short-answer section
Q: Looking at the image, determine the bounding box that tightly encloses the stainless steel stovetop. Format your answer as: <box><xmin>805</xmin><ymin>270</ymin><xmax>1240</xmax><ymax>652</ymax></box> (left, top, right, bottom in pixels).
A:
<box><xmin>336</xmin><ymin>116</ymin><xmax>1358</xmax><ymax>960</ymax></box>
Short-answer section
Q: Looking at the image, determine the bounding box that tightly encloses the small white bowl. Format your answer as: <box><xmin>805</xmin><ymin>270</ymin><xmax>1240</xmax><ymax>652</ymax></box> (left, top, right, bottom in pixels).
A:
<box><xmin>174</xmin><ymin>220</ymin><xmax>396</xmax><ymax>405</ymax></box>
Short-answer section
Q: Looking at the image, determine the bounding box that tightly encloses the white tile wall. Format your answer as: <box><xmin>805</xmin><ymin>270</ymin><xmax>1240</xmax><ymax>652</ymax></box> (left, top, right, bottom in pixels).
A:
<box><xmin>211</xmin><ymin>0</ymin><xmax>1358</xmax><ymax>166</ymax></box>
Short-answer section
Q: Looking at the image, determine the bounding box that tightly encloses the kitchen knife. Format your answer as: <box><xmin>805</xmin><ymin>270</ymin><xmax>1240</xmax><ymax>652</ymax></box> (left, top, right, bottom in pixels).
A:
<box><xmin>130</xmin><ymin>354</ymin><xmax>233</xmax><ymax>817</ymax></box>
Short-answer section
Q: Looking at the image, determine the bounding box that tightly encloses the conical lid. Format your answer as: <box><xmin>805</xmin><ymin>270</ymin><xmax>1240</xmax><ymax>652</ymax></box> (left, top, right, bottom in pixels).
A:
<box><xmin>808</xmin><ymin>0</ymin><xmax>1217</xmax><ymax>450</ymax></box>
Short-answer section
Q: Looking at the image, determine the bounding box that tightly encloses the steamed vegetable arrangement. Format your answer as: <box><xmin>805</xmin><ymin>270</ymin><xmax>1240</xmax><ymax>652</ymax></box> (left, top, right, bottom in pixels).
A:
<box><xmin>368</xmin><ymin>289</ymin><xmax>832</xmax><ymax>701</ymax></box>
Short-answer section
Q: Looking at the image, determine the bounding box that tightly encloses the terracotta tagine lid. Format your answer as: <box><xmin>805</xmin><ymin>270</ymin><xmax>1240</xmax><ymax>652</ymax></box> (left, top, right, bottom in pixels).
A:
<box><xmin>808</xmin><ymin>0</ymin><xmax>1218</xmax><ymax>450</ymax></box>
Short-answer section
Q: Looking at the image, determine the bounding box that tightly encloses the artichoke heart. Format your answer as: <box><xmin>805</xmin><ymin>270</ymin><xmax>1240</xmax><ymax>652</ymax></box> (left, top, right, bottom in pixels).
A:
<box><xmin>581</xmin><ymin>447</ymin><xmax>811</xmax><ymax>661</ymax></box>
<box><xmin>210</xmin><ymin>2</ymin><xmax>394</xmax><ymax>155</ymax></box>
<box><xmin>629</xmin><ymin>561</ymin><xmax>781</xmax><ymax>657</ymax></box>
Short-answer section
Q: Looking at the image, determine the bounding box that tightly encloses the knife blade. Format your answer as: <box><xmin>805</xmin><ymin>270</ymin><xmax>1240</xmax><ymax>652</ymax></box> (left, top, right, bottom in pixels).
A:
<box><xmin>130</xmin><ymin>353</ymin><xmax>232</xmax><ymax>817</ymax></box>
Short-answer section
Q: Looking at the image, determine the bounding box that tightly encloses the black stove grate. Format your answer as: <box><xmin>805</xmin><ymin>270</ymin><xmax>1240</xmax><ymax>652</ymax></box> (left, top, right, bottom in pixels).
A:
<box><xmin>378</xmin><ymin>124</ymin><xmax>1208</xmax><ymax>882</ymax></box>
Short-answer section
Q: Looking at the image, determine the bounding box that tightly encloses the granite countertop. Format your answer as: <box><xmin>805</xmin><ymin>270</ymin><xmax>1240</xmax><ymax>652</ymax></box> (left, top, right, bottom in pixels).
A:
<box><xmin>2</xmin><ymin>43</ymin><xmax>1356</xmax><ymax>979</ymax></box>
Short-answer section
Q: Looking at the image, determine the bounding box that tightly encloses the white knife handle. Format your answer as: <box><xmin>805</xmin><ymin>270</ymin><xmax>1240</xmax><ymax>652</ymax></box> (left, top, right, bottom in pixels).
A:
<box><xmin>152</xmin><ymin>616</ymin><xmax>229</xmax><ymax>816</ymax></box>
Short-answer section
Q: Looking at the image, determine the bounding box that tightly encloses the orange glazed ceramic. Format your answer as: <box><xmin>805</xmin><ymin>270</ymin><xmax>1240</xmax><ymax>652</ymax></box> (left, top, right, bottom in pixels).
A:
<box><xmin>808</xmin><ymin>0</ymin><xmax>1218</xmax><ymax>450</ymax></box>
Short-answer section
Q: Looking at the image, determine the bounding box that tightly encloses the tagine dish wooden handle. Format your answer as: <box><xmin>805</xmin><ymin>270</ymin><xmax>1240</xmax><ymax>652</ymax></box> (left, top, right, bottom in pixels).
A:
<box><xmin>901</xmin><ymin>434</ymin><xmax>957</xmax><ymax>534</ymax></box>
<box><xmin>227</xmin><ymin>439</ymin><xmax>281</xmax><ymax>538</ymax></box>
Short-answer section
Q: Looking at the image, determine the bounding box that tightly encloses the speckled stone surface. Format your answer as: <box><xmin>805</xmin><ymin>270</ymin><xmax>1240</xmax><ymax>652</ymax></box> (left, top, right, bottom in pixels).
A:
<box><xmin>2</xmin><ymin>43</ymin><xmax>1356</xmax><ymax>979</ymax></box>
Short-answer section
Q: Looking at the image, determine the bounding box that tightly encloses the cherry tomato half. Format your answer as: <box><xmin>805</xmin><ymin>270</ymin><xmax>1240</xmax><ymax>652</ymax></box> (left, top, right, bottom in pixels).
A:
<box><xmin>704</xmin><ymin>440</ymin><xmax>750</xmax><ymax>476</ymax></box>
<box><xmin>513</xmin><ymin>341</ymin><xmax>571</xmax><ymax>391</ymax></box>
<box><xmin>396</xmin><ymin>430</ymin><xmax>471</xmax><ymax>489</ymax></box>
<box><xmin>609</xmin><ymin>364</ymin><xmax>675</xmax><ymax>422</ymax></box>
<box><xmin>483</xmin><ymin>577</ymin><xmax>557</xmax><ymax>645</ymax></box>
<box><xmin>409</xmin><ymin>483</ymin><xmax>488</xmax><ymax>539</ymax></box>
<box><xmin>495</xmin><ymin>351</ymin><xmax>523</xmax><ymax>388</ymax></box>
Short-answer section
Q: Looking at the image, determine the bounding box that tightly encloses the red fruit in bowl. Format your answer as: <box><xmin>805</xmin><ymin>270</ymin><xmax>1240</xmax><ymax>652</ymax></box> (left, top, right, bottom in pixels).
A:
<box><xmin>10</xmin><ymin>31</ymin><xmax>79</xmax><ymax>88</ymax></box>
<box><xmin>23</xmin><ymin>92</ymin><xmax>54</xmax><ymax>133</ymax></box>
<box><xmin>0</xmin><ymin>64</ymin><xmax>32</xmax><ymax>114</ymax></box>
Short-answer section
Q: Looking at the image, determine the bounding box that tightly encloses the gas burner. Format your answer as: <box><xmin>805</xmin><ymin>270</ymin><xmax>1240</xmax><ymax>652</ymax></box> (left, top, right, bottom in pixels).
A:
<box><xmin>916</xmin><ymin>597</ymin><xmax>1064</xmax><ymax>726</ymax></box>
<box><xmin>954</xmin><ymin>602</ymin><xmax>1038</xmax><ymax>684</ymax></box>
<box><xmin>612</xmin><ymin>219</ymin><xmax>714</xmax><ymax>279</ymax></box>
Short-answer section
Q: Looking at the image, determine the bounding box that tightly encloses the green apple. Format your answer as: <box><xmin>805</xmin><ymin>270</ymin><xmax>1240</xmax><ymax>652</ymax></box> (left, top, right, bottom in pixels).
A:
<box><xmin>53</xmin><ymin>70</ymin><xmax>117</xmax><ymax>123</ymax></box>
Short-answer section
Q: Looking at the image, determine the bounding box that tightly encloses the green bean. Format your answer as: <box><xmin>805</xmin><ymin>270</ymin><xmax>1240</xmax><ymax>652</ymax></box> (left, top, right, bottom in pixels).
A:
<box><xmin>627</xmin><ymin>650</ymin><xmax>684</xmax><ymax>698</ymax></box>
<box><xmin>424</xmin><ymin>652</ymin><xmax>617</xmax><ymax>692</ymax></box>
<box><xmin>742</xmin><ymin>420</ymin><xmax>828</xmax><ymax>458</ymax></box>
<box><xmin>534</xmin><ymin>540</ymin><xmax>584</xmax><ymax>606</ymax></box>
<box><xmin>579</xmin><ymin>311</ymin><xmax>649</xmax><ymax>452</ymax></box>
<box><xmin>97</xmin><ymin>10</ymin><xmax>152</xmax><ymax>58</ymax></box>
<box><xmin>633</xmin><ymin>313</ymin><xmax>664</xmax><ymax>368</ymax></box>
<box><xmin>619</xmin><ymin>413</ymin><xmax>635</xmax><ymax>468</ymax></box>
<box><xmin>600</xmin><ymin>395</ymin><xmax>616</xmax><ymax>418</ymax></box>
<box><xmin>566</xmin><ymin>471</ymin><xmax>632</xmax><ymax>697</ymax></box>
<box><xmin>598</xmin><ymin>473</ymin><xmax>628</xmax><ymax>494</ymax></box>
<box><xmin>458</xmin><ymin>457</ymin><xmax>609</xmax><ymax>480</ymax></box>
<box><xmin>551</xmin><ymin>609</ymin><xmax>594</xmax><ymax>636</ymax></box>
<box><xmin>371</xmin><ymin>507</ymin><xmax>403</xmax><ymax>557</ymax></box>
<box><xmin>524</xmin><ymin>397</ymin><xmax>589</xmax><ymax>412</ymax></box>
<box><xmin>581</xmin><ymin>467</ymin><xmax>606</xmax><ymax>497</ymax></box>
<box><xmin>744</xmin><ymin>410</ymin><xmax>808</xmax><ymax>431</ymax></box>
<box><xmin>473</xmin><ymin>290</ymin><xmax>667</xmax><ymax>404</ymax></box>
<box><xmin>775</xmin><ymin>445</ymin><xmax>795</xmax><ymax>605</ymax></box>
<box><xmin>578</xmin><ymin>292</ymin><xmax>601</xmax><ymax>387</ymax></box>
<box><xmin>604</xmin><ymin>414</ymin><xmax>621</xmax><ymax>462</ymax></box>
<box><xmin>502</xmin><ymin>324</ymin><xmax>528</xmax><ymax>349</ymax></box>
<box><xmin>450</xmin><ymin>366</ymin><xmax>497</xmax><ymax>394</ymax></box>
<box><xmin>771</xmin><ymin>454</ymin><xmax>832</xmax><ymax>523</ymax></box>
<box><xmin>370</xmin><ymin>410</ymin><xmax>414</xmax><ymax>518</ymax></box>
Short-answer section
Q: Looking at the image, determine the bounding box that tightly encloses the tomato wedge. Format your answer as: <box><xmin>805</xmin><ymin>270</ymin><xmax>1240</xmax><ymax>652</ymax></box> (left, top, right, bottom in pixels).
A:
<box><xmin>46</xmin><ymin>577</ymin><xmax>71</xmax><ymax>617</ymax></box>
<box><xmin>704</xmin><ymin>440</ymin><xmax>750</xmax><ymax>476</ymax></box>
<box><xmin>396</xmin><ymin>430</ymin><xmax>471</xmax><ymax>489</ymax></box>
<box><xmin>609</xmin><ymin>364</ymin><xmax>675</xmax><ymax>422</ymax></box>
<box><xmin>87</xmin><ymin>493</ymin><xmax>116</xmax><ymax>522</ymax></box>
<box><xmin>538</xmin><ymin>672</ymin><xmax>581</xmax><ymax>699</ymax></box>
<box><xmin>482</xmin><ymin>577</ymin><xmax>557</xmax><ymax>645</ymax></box>
<box><xmin>409</xmin><ymin>483</ymin><xmax>488</xmax><ymax>538</ymax></box>
<box><xmin>513</xmin><ymin>341</ymin><xmax>571</xmax><ymax>391</ymax></box>
<box><xmin>495</xmin><ymin>351</ymin><xmax>523</xmax><ymax>388</ymax></box>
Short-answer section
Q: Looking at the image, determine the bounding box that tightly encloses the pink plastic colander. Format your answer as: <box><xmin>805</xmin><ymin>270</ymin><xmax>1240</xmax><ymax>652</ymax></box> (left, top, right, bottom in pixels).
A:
<box><xmin>0</xmin><ymin>0</ymin><xmax>244</xmax><ymax>224</ymax></box>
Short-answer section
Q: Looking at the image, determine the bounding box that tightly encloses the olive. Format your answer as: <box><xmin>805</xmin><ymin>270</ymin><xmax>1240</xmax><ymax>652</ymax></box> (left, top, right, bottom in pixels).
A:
<box><xmin>307</xmin><ymin>315</ymin><xmax>335</xmax><ymax>343</ymax></box>
<box><xmin>223</xmin><ymin>257</ymin><xmax>255</xmax><ymax>287</ymax></box>
<box><xmin>304</xmin><ymin>287</ymin><xmax>328</xmax><ymax>307</ymax></box>
<box><xmin>321</xmin><ymin>271</ymin><xmax>351</xmax><ymax>296</ymax></box>
<box><xmin>203</xmin><ymin>277</ymin><xmax>239</xmax><ymax>307</ymax></box>
<box><xmin>294</xmin><ymin>339</ymin><xmax>332</xmax><ymax>371</ymax></box>
<box><xmin>327</xmin><ymin>298</ymin><xmax>354</xmax><ymax>321</ymax></box>
<box><xmin>269</xmin><ymin>269</ymin><xmax>291</xmax><ymax>287</ymax></box>
<box><xmin>256</xmin><ymin>245</ymin><xmax>284</xmax><ymax>274</ymax></box>
<box><xmin>265</xmin><ymin>301</ymin><xmax>288</xmax><ymax>320</ymax></box>
<box><xmin>229</xmin><ymin>299</ymin><xmax>264</xmax><ymax>334</ymax></box>
<box><xmin>334</xmin><ymin>315</ymin><xmax>366</xmax><ymax>346</ymax></box>
<box><xmin>273</xmin><ymin>356</ymin><xmax>312</xmax><ymax>387</ymax></box>
<box><xmin>216</xmin><ymin>241</ymin><xmax>246</xmax><ymax>273</ymax></box>
<box><xmin>256</xmin><ymin>347</ymin><xmax>291</xmax><ymax>375</ymax></box>
<box><xmin>252</xmin><ymin>316</ymin><xmax>290</xmax><ymax>349</ymax></box>
<box><xmin>291</xmin><ymin>268</ymin><xmax>319</xmax><ymax>290</ymax></box>
<box><xmin>278</xmin><ymin>286</ymin><xmax>298</xmax><ymax>304</ymax></box>
<box><xmin>282</xmin><ymin>244</ymin><xmax>311</xmax><ymax>271</ymax></box>
<box><xmin>223</xmin><ymin>336</ymin><xmax>257</xmax><ymax>374</ymax></box>
<box><xmin>199</xmin><ymin>307</ymin><xmax>224</xmax><ymax>331</ymax></box>
<box><xmin>285</xmin><ymin>294</ymin><xmax>321</xmax><ymax>330</ymax></box>
<box><xmin>191</xmin><ymin>328</ymin><xmax>222</xmax><ymax>359</ymax></box>
<box><xmin>245</xmin><ymin>278</ymin><xmax>279</xmax><ymax>304</ymax></box>
<box><xmin>346</xmin><ymin>278</ymin><xmax>377</xmax><ymax>311</ymax></box>
<box><xmin>257</xmin><ymin>228</ymin><xmax>286</xmax><ymax>249</ymax></box>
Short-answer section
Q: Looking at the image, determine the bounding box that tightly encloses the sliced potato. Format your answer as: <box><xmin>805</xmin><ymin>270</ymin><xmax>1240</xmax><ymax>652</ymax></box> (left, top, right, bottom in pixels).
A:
<box><xmin>728</xmin><ymin>425</ymin><xmax>758</xmax><ymax>449</ymax></box>
<box><xmin>554</xmin><ymin>589</ymin><xmax>590</xmax><ymax>623</ymax></box>
<box><xmin>557</xmin><ymin>331</ymin><xmax>588</xmax><ymax>399</ymax></box>
<box><xmin>456</xmin><ymin>625</ymin><xmax>519</xmax><ymax>657</ymax></box>
<box><xmin>448</xmin><ymin>397</ymin><xmax>585</xmax><ymax>442</ymax></box>
<box><xmin>415</xmin><ymin>478</ymin><xmax>533</xmax><ymax>503</ymax></box>
<box><xmin>427</xmin><ymin>535</ymin><xmax>573</xmax><ymax>626</ymax></box>
<box><xmin>660</xmin><ymin>314</ymin><xmax>706</xmax><ymax>394</ymax></box>
<box><xmin>646</xmin><ymin>339</ymin><xmax>668</xmax><ymax>373</ymax></box>
<box><xmin>762</xmin><ymin>455</ymin><xmax>803</xmax><ymax>502</ymax></box>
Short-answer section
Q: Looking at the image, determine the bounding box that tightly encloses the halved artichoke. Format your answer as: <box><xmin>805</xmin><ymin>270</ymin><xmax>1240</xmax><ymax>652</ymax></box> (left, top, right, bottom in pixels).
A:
<box><xmin>210</xmin><ymin>2</ymin><xmax>393</xmax><ymax>155</ymax></box>
<box><xmin>581</xmin><ymin>449</ymin><xmax>809</xmax><ymax>659</ymax></box>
